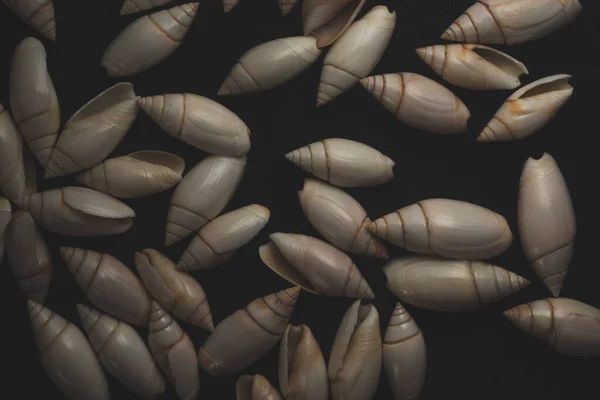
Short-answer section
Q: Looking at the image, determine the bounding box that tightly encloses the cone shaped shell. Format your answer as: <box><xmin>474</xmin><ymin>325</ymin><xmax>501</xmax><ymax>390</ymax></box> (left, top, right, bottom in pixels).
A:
<box><xmin>4</xmin><ymin>0</ymin><xmax>56</xmax><ymax>41</ymax></box>
<box><xmin>237</xmin><ymin>375</ymin><xmax>283</xmax><ymax>400</ymax></box>
<box><xmin>302</xmin><ymin>0</ymin><xmax>366</xmax><ymax>48</ymax></box>
<box><xmin>279</xmin><ymin>0</ymin><xmax>298</xmax><ymax>16</ymax></box>
<box><xmin>0</xmin><ymin>197</ymin><xmax>10</xmax><ymax>267</ymax></box>
<box><xmin>120</xmin><ymin>0</ymin><xmax>175</xmax><ymax>15</ymax></box>
<box><xmin>223</xmin><ymin>0</ymin><xmax>239</xmax><ymax>12</ymax></box>
<box><xmin>0</xmin><ymin>103</ymin><xmax>30</xmax><ymax>201</ymax></box>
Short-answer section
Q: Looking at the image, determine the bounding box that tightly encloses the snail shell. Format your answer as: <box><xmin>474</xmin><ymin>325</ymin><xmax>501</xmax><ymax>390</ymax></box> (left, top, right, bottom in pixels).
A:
<box><xmin>3</xmin><ymin>0</ymin><xmax>56</xmax><ymax>41</ymax></box>
<box><xmin>278</xmin><ymin>0</ymin><xmax>298</xmax><ymax>16</ymax></box>
<box><xmin>518</xmin><ymin>153</ymin><xmax>575</xmax><ymax>297</ymax></box>
<box><xmin>302</xmin><ymin>0</ymin><xmax>366</xmax><ymax>48</ymax></box>
<box><xmin>0</xmin><ymin>197</ymin><xmax>11</xmax><ymax>267</ymax></box>
<box><xmin>223</xmin><ymin>0</ymin><xmax>239</xmax><ymax>12</ymax></box>
<box><xmin>0</xmin><ymin>104</ymin><xmax>30</xmax><ymax>201</ymax></box>
<box><xmin>120</xmin><ymin>0</ymin><xmax>175</xmax><ymax>15</ymax></box>
<box><xmin>101</xmin><ymin>3</ymin><xmax>199</xmax><ymax>77</ymax></box>
<box><xmin>237</xmin><ymin>375</ymin><xmax>283</xmax><ymax>400</ymax></box>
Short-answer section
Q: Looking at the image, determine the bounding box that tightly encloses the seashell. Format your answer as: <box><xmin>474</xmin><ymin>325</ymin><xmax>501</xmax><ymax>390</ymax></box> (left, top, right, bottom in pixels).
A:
<box><xmin>178</xmin><ymin>204</ymin><xmax>270</xmax><ymax>271</ymax></box>
<box><xmin>259</xmin><ymin>233</ymin><xmax>374</xmax><ymax>299</ymax></box>
<box><xmin>416</xmin><ymin>44</ymin><xmax>528</xmax><ymax>90</ymax></box>
<box><xmin>285</xmin><ymin>138</ymin><xmax>394</xmax><ymax>188</ymax></box>
<box><xmin>9</xmin><ymin>37</ymin><xmax>60</xmax><ymax>167</ymax></box>
<box><xmin>1</xmin><ymin>105</ymin><xmax>33</xmax><ymax>202</ymax></box>
<box><xmin>518</xmin><ymin>153</ymin><xmax>575</xmax><ymax>297</ymax></box>
<box><xmin>302</xmin><ymin>0</ymin><xmax>366</xmax><ymax>48</ymax></box>
<box><xmin>383</xmin><ymin>256</ymin><xmax>529</xmax><ymax>312</ymax></box>
<box><xmin>279</xmin><ymin>0</ymin><xmax>299</xmax><ymax>16</ymax></box>
<box><xmin>120</xmin><ymin>0</ymin><xmax>174</xmax><ymax>15</ymax></box>
<box><xmin>329</xmin><ymin>300</ymin><xmax>382</xmax><ymax>400</ymax></box>
<box><xmin>383</xmin><ymin>303</ymin><xmax>426</xmax><ymax>400</ymax></box>
<box><xmin>61</xmin><ymin>247</ymin><xmax>152</xmax><ymax>325</ymax></box>
<box><xmin>477</xmin><ymin>74</ymin><xmax>573</xmax><ymax>142</ymax></box>
<box><xmin>44</xmin><ymin>83</ymin><xmax>139</xmax><ymax>178</ymax></box>
<box><xmin>223</xmin><ymin>0</ymin><xmax>239</xmax><ymax>12</ymax></box>
<box><xmin>0</xmin><ymin>197</ymin><xmax>11</xmax><ymax>267</ymax></box>
<box><xmin>6</xmin><ymin>211</ymin><xmax>52</xmax><ymax>303</ymax></box>
<box><xmin>101</xmin><ymin>3</ymin><xmax>199</xmax><ymax>77</ymax></box>
<box><xmin>3</xmin><ymin>0</ymin><xmax>56</xmax><ymax>41</ymax></box>
<box><xmin>360</xmin><ymin>72</ymin><xmax>471</xmax><ymax>134</ymax></box>
<box><xmin>369</xmin><ymin>198</ymin><xmax>513</xmax><ymax>260</ymax></box>
<box><xmin>148</xmin><ymin>302</ymin><xmax>199</xmax><ymax>400</ymax></box>
<box><xmin>135</xmin><ymin>248</ymin><xmax>214</xmax><ymax>331</ymax></box>
<box><xmin>317</xmin><ymin>6</ymin><xmax>395</xmax><ymax>106</ymax></box>
<box><xmin>198</xmin><ymin>287</ymin><xmax>300</xmax><ymax>377</ymax></box>
<box><xmin>298</xmin><ymin>178</ymin><xmax>388</xmax><ymax>259</ymax></box>
<box><xmin>27</xmin><ymin>301</ymin><xmax>110</xmax><ymax>400</ymax></box>
<box><xmin>442</xmin><ymin>0</ymin><xmax>583</xmax><ymax>45</ymax></box>
<box><xmin>77</xmin><ymin>304</ymin><xmax>166</xmax><ymax>398</ymax></box>
<box><xmin>138</xmin><ymin>94</ymin><xmax>251</xmax><ymax>156</ymax></box>
<box><xmin>237</xmin><ymin>375</ymin><xmax>283</xmax><ymax>400</ymax></box>
<box><xmin>279</xmin><ymin>324</ymin><xmax>328</xmax><ymax>400</ymax></box>
<box><xmin>76</xmin><ymin>150</ymin><xmax>185</xmax><ymax>199</ymax></box>
<box><xmin>166</xmin><ymin>155</ymin><xmax>246</xmax><ymax>246</ymax></box>
<box><xmin>504</xmin><ymin>298</ymin><xmax>600</xmax><ymax>356</ymax></box>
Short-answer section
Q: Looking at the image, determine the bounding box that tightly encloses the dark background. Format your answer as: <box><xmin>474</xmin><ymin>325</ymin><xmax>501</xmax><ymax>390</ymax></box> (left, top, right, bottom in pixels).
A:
<box><xmin>0</xmin><ymin>0</ymin><xmax>598</xmax><ymax>399</ymax></box>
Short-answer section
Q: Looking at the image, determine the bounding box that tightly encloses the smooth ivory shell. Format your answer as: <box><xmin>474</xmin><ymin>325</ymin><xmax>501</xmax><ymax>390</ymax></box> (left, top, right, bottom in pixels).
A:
<box><xmin>3</xmin><ymin>0</ymin><xmax>56</xmax><ymax>41</ymax></box>
<box><xmin>76</xmin><ymin>150</ymin><xmax>185</xmax><ymax>199</ymax></box>
<box><xmin>285</xmin><ymin>138</ymin><xmax>394</xmax><ymax>188</ymax></box>
<box><xmin>77</xmin><ymin>304</ymin><xmax>166</xmax><ymax>398</ymax></box>
<box><xmin>28</xmin><ymin>301</ymin><xmax>110</xmax><ymax>400</ymax></box>
<box><xmin>442</xmin><ymin>0</ymin><xmax>583</xmax><ymax>45</ymax></box>
<box><xmin>302</xmin><ymin>0</ymin><xmax>366</xmax><ymax>48</ymax></box>
<box><xmin>279</xmin><ymin>0</ymin><xmax>299</xmax><ymax>16</ymax></box>
<box><xmin>518</xmin><ymin>153</ymin><xmax>575</xmax><ymax>297</ymax></box>
<box><xmin>198</xmin><ymin>287</ymin><xmax>300</xmax><ymax>377</ymax></box>
<box><xmin>237</xmin><ymin>375</ymin><xmax>283</xmax><ymax>400</ymax></box>
<box><xmin>138</xmin><ymin>94</ymin><xmax>251</xmax><ymax>156</ymax></box>
<box><xmin>102</xmin><ymin>3</ymin><xmax>199</xmax><ymax>77</ymax></box>
<box><xmin>361</xmin><ymin>72</ymin><xmax>471</xmax><ymax>134</ymax></box>
<box><xmin>383</xmin><ymin>303</ymin><xmax>426</xmax><ymax>400</ymax></box>
<box><xmin>317</xmin><ymin>6</ymin><xmax>395</xmax><ymax>106</ymax></box>
<box><xmin>383</xmin><ymin>256</ymin><xmax>529</xmax><ymax>312</ymax></box>
<box><xmin>329</xmin><ymin>301</ymin><xmax>382</xmax><ymax>400</ymax></box>
<box><xmin>166</xmin><ymin>155</ymin><xmax>246</xmax><ymax>246</ymax></box>
<box><xmin>259</xmin><ymin>233</ymin><xmax>374</xmax><ymax>299</ymax></box>
<box><xmin>477</xmin><ymin>74</ymin><xmax>573</xmax><ymax>142</ymax></box>
<box><xmin>178</xmin><ymin>204</ymin><xmax>270</xmax><ymax>271</ymax></box>
<box><xmin>369</xmin><ymin>198</ymin><xmax>513</xmax><ymax>260</ymax></box>
<box><xmin>0</xmin><ymin>197</ymin><xmax>11</xmax><ymax>267</ymax></box>
<box><xmin>298</xmin><ymin>178</ymin><xmax>388</xmax><ymax>259</ymax></box>
<box><xmin>9</xmin><ymin>37</ymin><xmax>60</xmax><ymax>167</ymax></box>
<box><xmin>120</xmin><ymin>0</ymin><xmax>174</xmax><ymax>15</ymax></box>
<box><xmin>416</xmin><ymin>44</ymin><xmax>528</xmax><ymax>90</ymax></box>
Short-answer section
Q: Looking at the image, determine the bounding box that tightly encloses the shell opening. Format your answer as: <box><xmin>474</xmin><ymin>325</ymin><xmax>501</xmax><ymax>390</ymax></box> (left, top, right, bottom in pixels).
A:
<box><xmin>519</xmin><ymin>77</ymin><xmax>572</xmax><ymax>99</ymax></box>
<box><xmin>259</xmin><ymin>242</ymin><xmax>319</xmax><ymax>294</ymax></box>
<box><xmin>471</xmin><ymin>47</ymin><xmax>527</xmax><ymax>78</ymax></box>
<box><xmin>357</xmin><ymin>303</ymin><xmax>372</xmax><ymax>325</ymax></box>
<box><xmin>69</xmin><ymin>83</ymin><xmax>136</xmax><ymax>123</ymax></box>
<box><xmin>285</xmin><ymin>325</ymin><xmax>304</xmax><ymax>372</ymax></box>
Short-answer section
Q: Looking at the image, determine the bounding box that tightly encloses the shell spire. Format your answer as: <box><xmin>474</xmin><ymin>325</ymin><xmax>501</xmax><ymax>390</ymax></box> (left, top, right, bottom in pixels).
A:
<box><xmin>4</xmin><ymin>0</ymin><xmax>56</xmax><ymax>41</ymax></box>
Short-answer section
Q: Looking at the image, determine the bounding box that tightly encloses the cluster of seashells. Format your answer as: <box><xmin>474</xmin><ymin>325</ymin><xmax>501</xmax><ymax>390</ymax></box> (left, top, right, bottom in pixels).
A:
<box><xmin>0</xmin><ymin>0</ymin><xmax>597</xmax><ymax>400</ymax></box>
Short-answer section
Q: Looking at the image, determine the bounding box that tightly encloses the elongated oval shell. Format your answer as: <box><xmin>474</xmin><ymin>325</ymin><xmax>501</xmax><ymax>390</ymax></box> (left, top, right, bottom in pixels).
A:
<box><xmin>285</xmin><ymin>138</ymin><xmax>394</xmax><ymax>188</ymax></box>
<box><xmin>77</xmin><ymin>304</ymin><xmax>166</xmax><ymax>398</ymax></box>
<box><xmin>259</xmin><ymin>233</ymin><xmax>374</xmax><ymax>299</ymax></box>
<box><xmin>138</xmin><ymin>94</ymin><xmax>251</xmax><ymax>156</ymax></box>
<box><xmin>0</xmin><ymin>104</ymin><xmax>29</xmax><ymax>201</ymax></box>
<box><xmin>178</xmin><ymin>204</ymin><xmax>270</xmax><ymax>271</ymax></box>
<box><xmin>27</xmin><ymin>301</ymin><xmax>110</xmax><ymax>400</ymax></box>
<box><xmin>102</xmin><ymin>3</ymin><xmax>199</xmax><ymax>77</ymax></box>
<box><xmin>317</xmin><ymin>6</ymin><xmax>395</xmax><ymax>106</ymax></box>
<box><xmin>223</xmin><ymin>0</ymin><xmax>239</xmax><ymax>12</ymax></box>
<box><xmin>237</xmin><ymin>375</ymin><xmax>283</xmax><ymax>400</ymax></box>
<box><xmin>361</xmin><ymin>72</ymin><xmax>471</xmax><ymax>134</ymax></box>
<box><xmin>0</xmin><ymin>197</ymin><xmax>12</xmax><ymax>267</ymax></box>
<box><xmin>383</xmin><ymin>303</ymin><xmax>426</xmax><ymax>400</ymax></box>
<box><xmin>383</xmin><ymin>256</ymin><xmax>529</xmax><ymax>312</ymax></box>
<box><xmin>279</xmin><ymin>0</ymin><xmax>298</xmax><ymax>16</ymax></box>
<box><xmin>329</xmin><ymin>301</ymin><xmax>382</xmax><ymax>400</ymax></box>
<box><xmin>76</xmin><ymin>150</ymin><xmax>184</xmax><ymax>199</ymax></box>
<box><xmin>416</xmin><ymin>44</ymin><xmax>528</xmax><ymax>90</ymax></box>
<box><xmin>3</xmin><ymin>0</ymin><xmax>56</xmax><ymax>41</ymax></box>
<box><xmin>477</xmin><ymin>74</ymin><xmax>573</xmax><ymax>142</ymax></box>
<box><xmin>120</xmin><ymin>0</ymin><xmax>174</xmax><ymax>15</ymax></box>
<box><xmin>518</xmin><ymin>154</ymin><xmax>575</xmax><ymax>297</ymax></box>
<box><xmin>135</xmin><ymin>248</ymin><xmax>214</xmax><ymax>331</ymax></box>
<box><xmin>302</xmin><ymin>0</ymin><xmax>366</xmax><ymax>48</ymax></box>
<box><xmin>9</xmin><ymin>37</ymin><xmax>60</xmax><ymax>167</ymax></box>
<box><xmin>148</xmin><ymin>302</ymin><xmax>199</xmax><ymax>400</ymax></box>
<box><xmin>442</xmin><ymin>0</ymin><xmax>583</xmax><ymax>45</ymax></box>
<box><xmin>198</xmin><ymin>287</ymin><xmax>300</xmax><ymax>377</ymax></box>
<box><xmin>370</xmin><ymin>198</ymin><xmax>513</xmax><ymax>260</ymax></box>
<box><xmin>166</xmin><ymin>155</ymin><xmax>246</xmax><ymax>246</ymax></box>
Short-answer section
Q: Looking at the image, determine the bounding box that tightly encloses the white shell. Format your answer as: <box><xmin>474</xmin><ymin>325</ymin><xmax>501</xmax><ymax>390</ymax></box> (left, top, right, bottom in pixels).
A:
<box><xmin>317</xmin><ymin>6</ymin><xmax>395</xmax><ymax>106</ymax></box>
<box><xmin>3</xmin><ymin>0</ymin><xmax>56</xmax><ymax>41</ymax></box>
<box><xmin>383</xmin><ymin>256</ymin><xmax>530</xmax><ymax>312</ymax></box>
<box><xmin>416</xmin><ymin>44</ymin><xmax>528</xmax><ymax>90</ymax></box>
<box><xmin>237</xmin><ymin>375</ymin><xmax>283</xmax><ymax>400</ymax></box>
<box><xmin>218</xmin><ymin>36</ymin><xmax>322</xmax><ymax>96</ymax></box>
<box><xmin>302</xmin><ymin>0</ymin><xmax>366</xmax><ymax>48</ymax></box>
<box><xmin>77</xmin><ymin>304</ymin><xmax>166</xmax><ymax>398</ymax></box>
<box><xmin>360</xmin><ymin>72</ymin><xmax>471</xmax><ymax>134</ymax></box>
<box><xmin>120</xmin><ymin>0</ymin><xmax>174</xmax><ymax>15</ymax></box>
<box><xmin>223</xmin><ymin>0</ymin><xmax>239</xmax><ymax>12</ymax></box>
<box><xmin>166</xmin><ymin>155</ymin><xmax>246</xmax><ymax>246</ymax></box>
<box><xmin>138</xmin><ymin>94</ymin><xmax>251</xmax><ymax>156</ymax></box>
<box><xmin>477</xmin><ymin>74</ymin><xmax>573</xmax><ymax>142</ymax></box>
<box><xmin>178</xmin><ymin>204</ymin><xmax>270</xmax><ymax>271</ymax></box>
<box><xmin>278</xmin><ymin>0</ymin><xmax>298</xmax><ymax>16</ymax></box>
<box><xmin>0</xmin><ymin>197</ymin><xmax>10</xmax><ymax>267</ymax></box>
<box><xmin>9</xmin><ymin>37</ymin><xmax>60</xmax><ymax>167</ymax></box>
<box><xmin>369</xmin><ymin>198</ymin><xmax>513</xmax><ymax>260</ymax></box>
<box><xmin>45</xmin><ymin>83</ymin><xmax>139</xmax><ymax>178</ymax></box>
<box><xmin>285</xmin><ymin>138</ymin><xmax>394</xmax><ymax>188</ymax></box>
<box><xmin>102</xmin><ymin>3</ymin><xmax>199</xmax><ymax>77</ymax></box>
<box><xmin>27</xmin><ymin>301</ymin><xmax>110</xmax><ymax>400</ymax></box>
<box><xmin>329</xmin><ymin>301</ymin><xmax>382</xmax><ymax>400</ymax></box>
<box><xmin>442</xmin><ymin>0</ymin><xmax>583</xmax><ymax>45</ymax></box>
<box><xmin>518</xmin><ymin>153</ymin><xmax>575</xmax><ymax>297</ymax></box>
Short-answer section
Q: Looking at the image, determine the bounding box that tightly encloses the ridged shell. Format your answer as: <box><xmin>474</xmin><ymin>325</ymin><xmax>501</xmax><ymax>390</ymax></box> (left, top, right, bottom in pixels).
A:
<box><xmin>237</xmin><ymin>375</ymin><xmax>283</xmax><ymax>400</ymax></box>
<box><xmin>302</xmin><ymin>0</ymin><xmax>366</xmax><ymax>48</ymax></box>
<box><xmin>223</xmin><ymin>0</ymin><xmax>239</xmax><ymax>12</ymax></box>
<box><xmin>279</xmin><ymin>0</ymin><xmax>299</xmax><ymax>16</ymax></box>
<box><xmin>3</xmin><ymin>0</ymin><xmax>56</xmax><ymax>41</ymax></box>
<box><xmin>0</xmin><ymin>197</ymin><xmax>11</xmax><ymax>267</ymax></box>
<box><xmin>120</xmin><ymin>0</ymin><xmax>174</xmax><ymax>15</ymax></box>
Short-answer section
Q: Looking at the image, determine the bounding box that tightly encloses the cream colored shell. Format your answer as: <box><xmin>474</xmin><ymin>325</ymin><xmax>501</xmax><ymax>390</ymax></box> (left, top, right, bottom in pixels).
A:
<box><xmin>237</xmin><ymin>375</ymin><xmax>283</xmax><ymax>400</ymax></box>
<box><xmin>3</xmin><ymin>0</ymin><xmax>56</xmax><ymax>41</ymax></box>
<box><xmin>302</xmin><ymin>0</ymin><xmax>366</xmax><ymax>48</ymax></box>
<box><xmin>120</xmin><ymin>0</ymin><xmax>175</xmax><ymax>15</ymax></box>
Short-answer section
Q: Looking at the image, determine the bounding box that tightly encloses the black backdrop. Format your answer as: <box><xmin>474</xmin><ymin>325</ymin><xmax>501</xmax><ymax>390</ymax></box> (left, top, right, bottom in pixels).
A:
<box><xmin>0</xmin><ymin>1</ymin><xmax>598</xmax><ymax>399</ymax></box>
